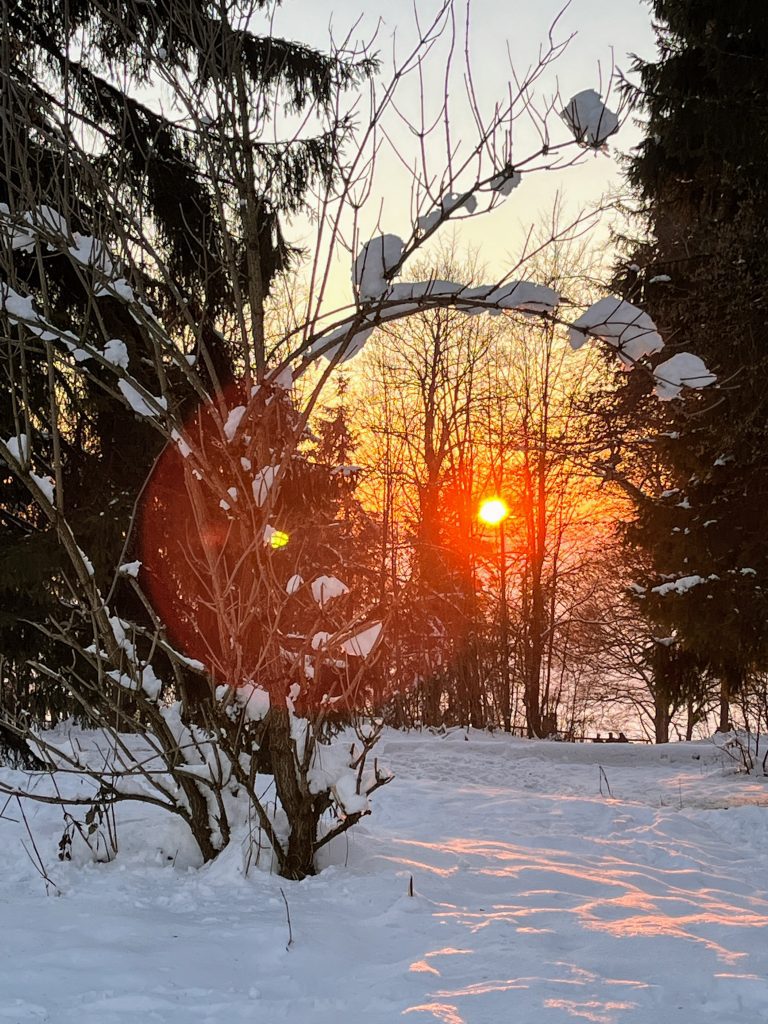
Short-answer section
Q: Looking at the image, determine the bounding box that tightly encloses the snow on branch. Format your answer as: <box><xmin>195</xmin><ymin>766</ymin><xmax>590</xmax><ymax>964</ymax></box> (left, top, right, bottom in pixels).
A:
<box><xmin>560</xmin><ymin>90</ymin><xmax>619</xmax><ymax>148</ymax></box>
<box><xmin>306</xmin><ymin>260</ymin><xmax>715</xmax><ymax>403</ymax></box>
<box><xmin>568</xmin><ymin>297</ymin><xmax>663</xmax><ymax>363</ymax></box>
<box><xmin>568</xmin><ymin>296</ymin><xmax>716</xmax><ymax>395</ymax></box>
<box><xmin>653</xmin><ymin>353</ymin><xmax>717</xmax><ymax>400</ymax></box>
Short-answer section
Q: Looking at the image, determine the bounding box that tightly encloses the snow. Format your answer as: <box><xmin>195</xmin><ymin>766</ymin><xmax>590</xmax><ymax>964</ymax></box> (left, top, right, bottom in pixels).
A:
<box><xmin>67</xmin><ymin>342</ymin><xmax>91</xmax><ymax>363</ymax></box>
<box><xmin>654</xmin><ymin>353</ymin><xmax>717</xmax><ymax>400</ymax></box>
<box><xmin>1</xmin><ymin>283</ymin><xmax>36</xmax><ymax>321</ymax></box>
<box><xmin>118</xmin><ymin>379</ymin><xmax>168</xmax><ymax>418</ymax></box>
<box><xmin>651</xmin><ymin>574</ymin><xmax>705</xmax><ymax>597</ymax></box>
<box><xmin>331</xmin><ymin>768</ymin><xmax>369</xmax><ymax>814</ymax></box>
<box><xmin>569</xmin><ymin>297</ymin><xmax>665</xmax><ymax>365</ymax></box>
<box><xmin>94</xmin><ymin>277</ymin><xmax>137</xmax><ymax>303</ymax></box>
<box><xmin>442</xmin><ymin>191</ymin><xmax>477</xmax><ymax>215</ymax></box>
<box><xmin>236</xmin><ymin>682</ymin><xmax>270</xmax><ymax>722</ymax></box>
<box><xmin>252</xmin><ymin>466</ymin><xmax>277</xmax><ymax>506</ymax></box>
<box><xmin>28</xmin><ymin>204</ymin><xmax>68</xmax><ymax>237</ymax></box>
<box><xmin>1</xmin><ymin>209</ymin><xmax>117</xmax><ymax>277</ymax></box>
<box><xmin>171</xmin><ymin>429</ymin><xmax>191</xmax><ymax>458</ymax></box>
<box><xmin>483</xmin><ymin>280</ymin><xmax>559</xmax><ymax>313</ymax></box>
<box><xmin>389</xmin><ymin>280</ymin><xmax>464</xmax><ymax>301</ymax></box>
<box><xmin>272</xmin><ymin>364</ymin><xmax>295</xmax><ymax>390</ymax></box>
<box><xmin>307</xmin><ymin>740</ymin><xmax>356</xmax><ymax>795</ymax></box>
<box><xmin>417</xmin><ymin>193</ymin><xmax>478</xmax><ymax>233</ymax></box>
<box><xmin>341</xmin><ymin>621</ymin><xmax>383</xmax><ymax>658</ymax></box>
<box><xmin>560</xmin><ymin>89</ymin><xmax>619</xmax><ymax>147</ymax></box>
<box><xmin>30</xmin><ymin>472</ymin><xmax>55</xmax><ymax>505</ymax></box>
<box><xmin>2</xmin><ymin>730</ymin><xmax>768</xmax><ymax>1024</ymax></box>
<box><xmin>139</xmin><ymin>664</ymin><xmax>163</xmax><ymax>701</ymax></box>
<box><xmin>69</xmin><ymin>233</ymin><xmax>115</xmax><ymax>275</ymax></box>
<box><xmin>118</xmin><ymin>560</ymin><xmax>142</xmax><ymax>578</ymax></box>
<box><xmin>353</xmin><ymin>234</ymin><xmax>404</xmax><ymax>301</ymax></box>
<box><xmin>313</xmin><ymin>317</ymin><xmax>378</xmax><ymax>363</ymax></box>
<box><xmin>3</xmin><ymin>432</ymin><xmax>29</xmax><ymax>463</ymax></box>
<box><xmin>109</xmin><ymin>662</ymin><xmax>163</xmax><ymax>701</ymax></box>
<box><xmin>0</xmin><ymin>203</ymin><xmax>34</xmax><ymax>250</ymax></box>
<box><xmin>102</xmin><ymin>338</ymin><xmax>129</xmax><ymax>369</ymax></box>
<box><xmin>223</xmin><ymin>405</ymin><xmax>246</xmax><ymax>441</ymax></box>
<box><xmin>286</xmin><ymin>574</ymin><xmax>304</xmax><ymax>595</ymax></box>
<box><xmin>490</xmin><ymin>167</ymin><xmax>522</xmax><ymax>195</ymax></box>
<box><xmin>77</xmin><ymin>546</ymin><xmax>95</xmax><ymax>577</ymax></box>
<box><xmin>170</xmin><ymin>650</ymin><xmax>205</xmax><ymax>673</ymax></box>
<box><xmin>311</xmin><ymin>574</ymin><xmax>350</xmax><ymax>607</ymax></box>
<box><xmin>416</xmin><ymin>208</ymin><xmax>442</xmax><ymax>233</ymax></box>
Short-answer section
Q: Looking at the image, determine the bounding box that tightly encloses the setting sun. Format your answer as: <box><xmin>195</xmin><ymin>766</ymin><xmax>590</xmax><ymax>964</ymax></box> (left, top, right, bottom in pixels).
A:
<box><xmin>478</xmin><ymin>498</ymin><xmax>510</xmax><ymax>526</ymax></box>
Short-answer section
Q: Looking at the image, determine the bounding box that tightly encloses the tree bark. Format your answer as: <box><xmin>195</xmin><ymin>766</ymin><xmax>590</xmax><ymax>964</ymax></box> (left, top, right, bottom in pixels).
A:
<box><xmin>267</xmin><ymin>705</ymin><xmax>318</xmax><ymax>880</ymax></box>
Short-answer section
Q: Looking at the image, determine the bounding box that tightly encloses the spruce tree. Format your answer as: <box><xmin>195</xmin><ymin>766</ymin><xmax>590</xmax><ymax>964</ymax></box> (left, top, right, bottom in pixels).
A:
<box><xmin>0</xmin><ymin>0</ymin><xmax>373</xmax><ymax>731</ymax></box>
<box><xmin>617</xmin><ymin>0</ymin><xmax>768</xmax><ymax>729</ymax></box>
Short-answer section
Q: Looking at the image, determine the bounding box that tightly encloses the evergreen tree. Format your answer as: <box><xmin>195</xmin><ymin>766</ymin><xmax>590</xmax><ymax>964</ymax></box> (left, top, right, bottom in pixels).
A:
<box><xmin>0</xmin><ymin>0</ymin><xmax>373</xmax><ymax>732</ymax></box>
<box><xmin>616</xmin><ymin>0</ymin><xmax>768</xmax><ymax>729</ymax></box>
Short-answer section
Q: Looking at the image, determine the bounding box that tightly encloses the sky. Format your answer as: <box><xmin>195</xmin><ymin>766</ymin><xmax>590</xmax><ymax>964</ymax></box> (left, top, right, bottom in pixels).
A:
<box><xmin>268</xmin><ymin>0</ymin><xmax>659</xmax><ymax>309</ymax></box>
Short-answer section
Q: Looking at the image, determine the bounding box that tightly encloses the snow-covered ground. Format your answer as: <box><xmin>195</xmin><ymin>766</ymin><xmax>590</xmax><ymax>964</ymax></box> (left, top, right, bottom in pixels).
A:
<box><xmin>2</xmin><ymin>730</ymin><xmax>767</xmax><ymax>1023</ymax></box>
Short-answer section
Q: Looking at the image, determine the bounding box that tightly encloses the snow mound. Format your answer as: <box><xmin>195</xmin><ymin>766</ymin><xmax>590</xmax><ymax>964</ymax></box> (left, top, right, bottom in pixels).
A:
<box><xmin>118</xmin><ymin>380</ymin><xmax>167</xmax><ymax>418</ymax></box>
<box><xmin>490</xmin><ymin>167</ymin><xmax>522</xmax><ymax>195</ymax></box>
<box><xmin>651</xmin><ymin>574</ymin><xmax>705</xmax><ymax>596</ymax></box>
<box><xmin>654</xmin><ymin>352</ymin><xmax>717</xmax><ymax>400</ymax></box>
<box><xmin>353</xmin><ymin>234</ymin><xmax>404</xmax><ymax>301</ymax></box>
<box><xmin>3</xmin><ymin>433</ymin><xmax>30</xmax><ymax>464</ymax></box>
<box><xmin>311</xmin><ymin>575</ymin><xmax>350</xmax><ymax>607</ymax></box>
<box><xmin>236</xmin><ymin>682</ymin><xmax>270</xmax><ymax>722</ymax></box>
<box><xmin>286</xmin><ymin>574</ymin><xmax>303</xmax><ymax>595</ymax></box>
<box><xmin>252</xmin><ymin>466</ymin><xmax>277</xmax><ymax>506</ymax></box>
<box><xmin>569</xmin><ymin>296</ymin><xmax>664</xmax><ymax>364</ymax></box>
<box><xmin>118</xmin><ymin>560</ymin><xmax>142</xmax><ymax>578</ymax></box>
<box><xmin>314</xmin><ymin>317</ymin><xmax>376</xmax><ymax>364</ymax></box>
<box><xmin>223</xmin><ymin>405</ymin><xmax>246</xmax><ymax>441</ymax></box>
<box><xmin>561</xmin><ymin>89</ymin><xmax>619</xmax><ymax>147</ymax></box>
<box><xmin>102</xmin><ymin>338</ymin><xmax>129</xmax><ymax>369</ymax></box>
<box><xmin>342</xmin><ymin>622</ymin><xmax>383</xmax><ymax>658</ymax></box>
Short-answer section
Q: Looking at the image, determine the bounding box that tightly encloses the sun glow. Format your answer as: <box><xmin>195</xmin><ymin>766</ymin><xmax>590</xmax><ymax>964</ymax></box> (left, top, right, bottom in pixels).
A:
<box><xmin>478</xmin><ymin>498</ymin><xmax>510</xmax><ymax>526</ymax></box>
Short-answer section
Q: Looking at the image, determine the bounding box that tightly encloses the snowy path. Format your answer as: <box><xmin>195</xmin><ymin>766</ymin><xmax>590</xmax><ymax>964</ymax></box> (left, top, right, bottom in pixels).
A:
<box><xmin>2</xmin><ymin>732</ymin><xmax>768</xmax><ymax>1023</ymax></box>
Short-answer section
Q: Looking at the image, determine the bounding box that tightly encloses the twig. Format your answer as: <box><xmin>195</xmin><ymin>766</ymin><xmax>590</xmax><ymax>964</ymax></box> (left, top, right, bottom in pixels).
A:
<box><xmin>16</xmin><ymin>796</ymin><xmax>61</xmax><ymax>896</ymax></box>
<box><xmin>279</xmin><ymin>887</ymin><xmax>294</xmax><ymax>950</ymax></box>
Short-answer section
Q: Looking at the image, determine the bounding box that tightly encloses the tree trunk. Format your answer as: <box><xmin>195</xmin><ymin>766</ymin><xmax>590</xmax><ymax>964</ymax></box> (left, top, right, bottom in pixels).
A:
<box><xmin>654</xmin><ymin>702</ymin><xmax>670</xmax><ymax>745</ymax></box>
<box><xmin>267</xmin><ymin>705</ymin><xmax>318</xmax><ymax>880</ymax></box>
<box><xmin>525</xmin><ymin>580</ymin><xmax>545</xmax><ymax>737</ymax></box>
<box><xmin>422</xmin><ymin>675</ymin><xmax>442</xmax><ymax>727</ymax></box>
<box><xmin>717</xmin><ymin>676</ymin><xmax>732</xmax><ymax>733</ymax></box>
<box><xmin>685</xmin><ymin>697</ymin><xmax>701</xmax><ymax>741</ymax></box>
